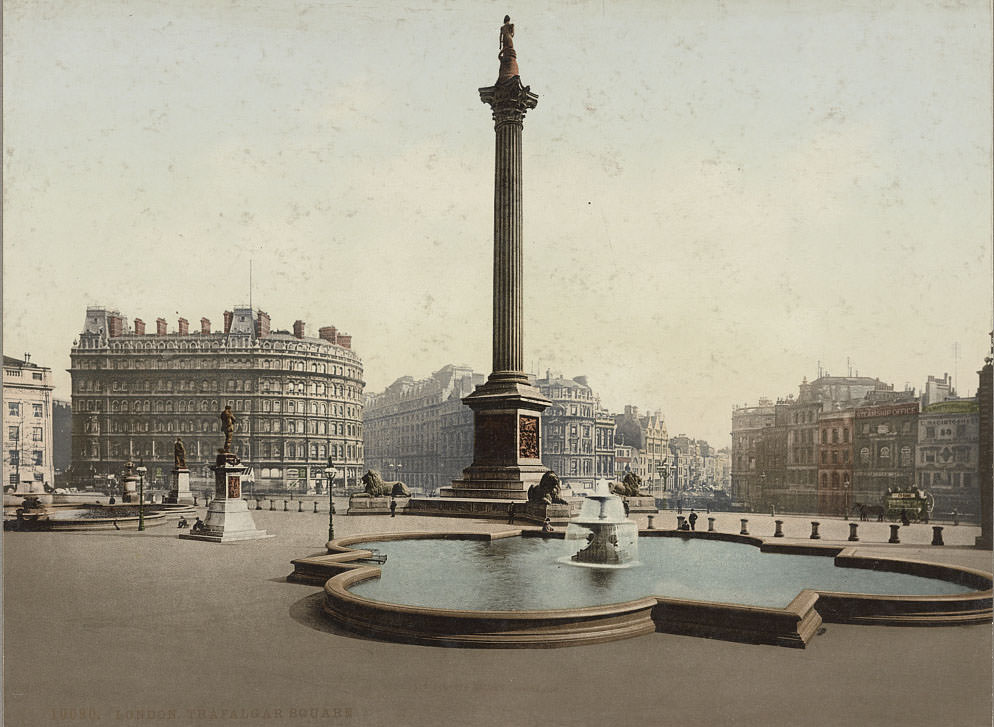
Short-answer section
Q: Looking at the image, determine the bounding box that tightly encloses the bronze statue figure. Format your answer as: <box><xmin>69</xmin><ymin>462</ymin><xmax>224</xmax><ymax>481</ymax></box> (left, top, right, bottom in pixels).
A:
<box><xmin>499</xmin><ymin>15</ymin><xmax>514</xmax><ymax>56</ymax></box>
<box><xmin>173</xmin><ymin>437</ymin><xmax>186</xmax><ymax>469</ymax></box>
<box><xmin>219</xmin><ymin>406</ymin><xmax>236</xmax><ymax>452</ymax></box>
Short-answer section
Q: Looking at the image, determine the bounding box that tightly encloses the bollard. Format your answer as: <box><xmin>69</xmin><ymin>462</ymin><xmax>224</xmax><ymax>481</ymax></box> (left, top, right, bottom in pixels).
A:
<box><xmin>647</xmin><ymin>514</ymin><xmax>655</xmax><ymax>530</ymax></box>
<box><xmin>953</xmin><ymin>513</ymin><xmax>960</xmax><ymax>526</ymax></box>
<box><xmin>809</xmin><ymin>521</ymin><xmax>821</xmax><ymax>540</ymax></box>
<box><xmin>314</xmin><ymin>502</ymin><xmax>319</xmax><ymax>513</ymax></box>
<box><xmin>848</xmin><ymin>522</ymin><xmax>859</xmax><ymax>542</ymax></box>
<box><xmin>676</xmin><ymin>515</ymin><xmax>686</xmax><ymax>530</ymax></box>
<box><xmin>739</xmin><ymin>518</ymin><xmax>749</xmax><ymax>535</ymax></box>
<box><xmin>774</xmin><ymin>519</ymin><xmax>784</xmax><ymax>537</ymax></box>
<box><xmin>283</xmin><ymin>500</ymin><xmax>289</xmax><ymax>511</ymax></box>
<box><xmin>193</xmin><ymin>496</ymin><xmax>199</xmax><ymax>506</ymax></box>
<box><xmin>888</xmin><ymin>524</ymin><xmax>901</xmax><ymax>544</ymax></box>
<box><xmin>931</xmin><ymin>526</ymin><xmax>944</xmax><ymax>546</ymax></box>
<box><xmin>298</xmin><ymin>501</ymin><xmax>304</xmax><ymax>512</ymax></box>
<box><xmin>269</xmin><ymin>499</ymin><xmax>276</xmax><ymax>511</ymax></box>
<box><xmin>255</xmin><ymin>499</ymin><xmax>262</xmax><ymax>510</ymax></box>
<box><xmin>707</xmin><ymin>517</ymin><xmax>716</xmax><ymax>532</ymax></box>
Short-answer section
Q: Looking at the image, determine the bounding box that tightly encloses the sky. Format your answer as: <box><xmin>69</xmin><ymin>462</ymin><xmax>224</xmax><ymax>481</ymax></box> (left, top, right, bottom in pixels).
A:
<box><xmin>3</xmin><ymin>0</ymin><xmax>992</xmax><ymax>446</ymax></box>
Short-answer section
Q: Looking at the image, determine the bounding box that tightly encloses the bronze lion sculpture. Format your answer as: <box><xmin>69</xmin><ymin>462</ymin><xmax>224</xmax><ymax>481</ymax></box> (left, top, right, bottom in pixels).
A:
<box><xmin>361</xmin><ymin>470</ymin><xmax>410</xmax><ymax>498</ymax></box>
<box><xmin>609</xmin><ymin>471</ymin><xmax>644</xmax><ymax>498</ymax></box>
<box><xmin>527</xmin><ymin>470</ymin><xmax>568</xmax><ymax>505</ymax></box>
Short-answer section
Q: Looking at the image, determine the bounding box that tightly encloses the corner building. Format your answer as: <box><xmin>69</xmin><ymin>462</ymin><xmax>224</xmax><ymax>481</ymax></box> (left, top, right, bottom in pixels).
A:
<box><xmin>3</xmin><ymin>355</ymin><xmax>55</xmax><ymax>492</ymax></box>
<box><xmin>69</xmin><ymin>306</ymin><xmax>364</xmax><ymax>493</ymax></box>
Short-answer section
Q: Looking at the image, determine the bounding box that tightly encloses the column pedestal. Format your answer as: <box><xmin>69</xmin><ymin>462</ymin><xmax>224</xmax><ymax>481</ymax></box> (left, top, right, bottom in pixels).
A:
<box><xmin>121</xmin><ymin>474</ymin><xmax>139</xmax><ymax>503</ymax></box>
<box><xmin>180</xmin><ymin>453</ymin><xmax>271</xmax><ymax>543</ymax></box>
<box><xmin>166</xmin><ymin>468</ymin><xmax>194</xmax><ymax>505</ymax></box>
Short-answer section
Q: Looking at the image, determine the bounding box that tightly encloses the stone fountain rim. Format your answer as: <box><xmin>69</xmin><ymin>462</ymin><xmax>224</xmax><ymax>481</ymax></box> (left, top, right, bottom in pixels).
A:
<box><xmin>288</xmin><ymin>529</ymin><xmax>993</xmax><ymax>649</ymax></box>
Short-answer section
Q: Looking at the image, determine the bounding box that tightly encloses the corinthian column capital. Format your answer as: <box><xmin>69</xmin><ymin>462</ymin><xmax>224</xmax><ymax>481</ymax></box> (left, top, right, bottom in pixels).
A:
<box><xmin>479</xmin><ymin>77</ymin><xmax>539</xmax><ymax>127</ymax></box>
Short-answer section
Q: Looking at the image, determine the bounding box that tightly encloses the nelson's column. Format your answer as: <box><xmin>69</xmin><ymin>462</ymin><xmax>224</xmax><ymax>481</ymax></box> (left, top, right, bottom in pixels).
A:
<box><xmin>433</xmin><ymin>17</ymin><xmax>557</xmax><ymax>518</ymax></box>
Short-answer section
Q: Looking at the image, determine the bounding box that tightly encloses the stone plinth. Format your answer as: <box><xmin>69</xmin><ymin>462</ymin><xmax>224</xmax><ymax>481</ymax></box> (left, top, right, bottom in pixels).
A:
<box><xmin>121</xmin><ymin>474</ymin><xmax>139</xmax><ymax>503</ymax></box>
<box><xmin>166</xmin><ymin>468</ymin><xmax>194</xmax><ymax>505</ymax></box>
<box><xmin>623</xmin><ymin>496</ymin><xmax>658</xmax><ymax>514</ymax></box>
<box><xmin>347</xmin><ymin>495</ymin><xmax>408</xmax><ymax>516</ymax></box>
<box><xmin>180</xmin><ymin>453</ymin><xmax>271</xmax><ymax>543</ymax></box>
<box><xmin>444</xmin><ymin>380</ymin><xmax>550</xmax><ymax>500</ymax></box>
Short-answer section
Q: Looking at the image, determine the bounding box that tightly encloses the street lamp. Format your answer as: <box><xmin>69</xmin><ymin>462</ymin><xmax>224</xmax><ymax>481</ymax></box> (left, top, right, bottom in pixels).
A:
<box><xmin>324</xmin><ymin>462</ymin><xmax>339</xmax><ymax>543</ymax></box>
<box><xmin>136</xmin><ymin>461</ymin><xmax>148</xmax><ymax>532</ymax></box>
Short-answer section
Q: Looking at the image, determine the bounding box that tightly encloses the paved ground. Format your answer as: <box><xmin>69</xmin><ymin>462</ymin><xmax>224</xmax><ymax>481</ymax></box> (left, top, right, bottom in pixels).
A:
<box><xmin>4</xmin><ymin>505</ymin><xmax>992</xmax><ymax>727</ymax></box>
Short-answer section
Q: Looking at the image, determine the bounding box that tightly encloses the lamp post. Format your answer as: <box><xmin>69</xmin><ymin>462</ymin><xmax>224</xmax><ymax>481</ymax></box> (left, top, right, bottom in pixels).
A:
<box><xmin>324</xmin><ymin>462</ymin><xmax>339</xmax><ymax>543</ymax></box>
<box><xmin>136</xmin><ymin>461</ymin><xmax>148</xmax><ymax>531</ymax></box>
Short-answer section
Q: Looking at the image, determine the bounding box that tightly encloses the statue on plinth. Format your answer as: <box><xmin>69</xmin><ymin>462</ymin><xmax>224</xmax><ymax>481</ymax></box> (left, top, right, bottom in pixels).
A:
<box><xmin>219</xmin><ymin>406</ymin><xmax>236</xmax><ymax>452</ymax></box>
<box><xmin>174</xmin><ymin>437</ymin><xmax>186</xmax><ymax>469</ymax></box>
<box><xmin>497</xmin><ymin>15</ymin><xmax>520</xmax><ymax>81</ymax></box>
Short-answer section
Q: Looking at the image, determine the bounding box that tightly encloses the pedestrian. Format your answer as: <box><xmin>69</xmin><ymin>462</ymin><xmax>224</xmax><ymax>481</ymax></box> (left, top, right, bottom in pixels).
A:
<box><xmin>706</xmin><ymin>504</ymin><xmax>711</xmax><ymax>515</ymax></box>
<box><xmin>770</xmin><ymin>505</ymin><xmax>775</xmax><ymax>517</ymax></box>
<box><xmin>542</xmin><ymin>517</ymin><xmax>554</xmax><ymax>534</ymax></box>
<box><xmin>113</xmin><ymin>520</ymin><xmax>120</xmax><ymax>531</ymax></box>
<box><xmin>389</xmin><ymin>498</ymin><xmax>397</xmax><ymax>518</ymax></box>
<box><xmin>177</xmin><ymin>516</ymin><xmax>189</xmax><ymax>529</ymax></box>
<box><xmin>900</xmin><ymin>509</ymin><xmax>910</xmax><ymax>526</ymax></box>
<box><xmin>507</xmin><ymin>502</ymin><xmax>516</xmax><ymax>525</ymax></box>
<box><xmin>953</xmin><ymin>508</ymin><xmax>959</xmax><ymax>526</ymax></box>
<box><xmin>109</xmin><ymin>496</ymin><xmax>116</xmax><ymax>505</ymax></box>
<box><xmin>688</xmin><ymin>509</ymin><xmax>698</xmax><ymax>530</ymax></box>
<box><xmin>623</xmin><ymin>500</ymin><xmax>630</xmax><ymax>517</ymax></box>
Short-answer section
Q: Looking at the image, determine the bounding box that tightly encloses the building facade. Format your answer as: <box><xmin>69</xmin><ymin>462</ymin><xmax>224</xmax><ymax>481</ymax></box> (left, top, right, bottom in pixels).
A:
<box><xmin>816</xmin><ymin>409</ymin><xmax>854</xmax><ymax>515</ymax></box>
<box><xmin>594</xmin><ymin>408</ymin><xmax>616</xmax><ymax>481</ymax></box>
<box><xmin>730</xmin><ymin>400</ymin><xmax>776</xmax><ymax>510</ymax></box>
<box><xmin>614</xmin><ymin>405</ymin><xmax>668</xmax><ymax>493</ymax></box>
<box><xmin>917</xmin><ymin>400</ymin><xmax>979</xmax><ymax>518</ymax></box>
<box><xmin>69</xmin><ymin>306</ymin><xmax>364</xmax><ymax>495</ymax></box>
<box><xmin>3</xmin><ymin>355</ymin><xmax>55</xmax><ymax>492</ymax></box>
<box><xmin>852</xmin><ymin>400</ymin><xmax>919</xmax><ymax>506</ymax></box>
<box><xmin>535</xmin><ymin>373</ymin><xmax>596</xmax><ymax>490</ymax></box>
<box><xmin>363</xmin><ymin>364</ymin><xmax>482</xmax><ymax>494</ymax></box>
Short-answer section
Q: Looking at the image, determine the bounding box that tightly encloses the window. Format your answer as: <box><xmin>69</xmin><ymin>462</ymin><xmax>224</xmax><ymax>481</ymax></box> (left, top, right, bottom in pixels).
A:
<box><xmin>879</xmin><ymin>446</ymin><xmax>890</xmax><ymax>459</ymax></box>
<box><xmin>7</xmin><ymin>402</ymin><xmax>18</xmax><ymax>417</ymax></box>
<box><xmin>32</xmin><ymin>373</ymin><xmax>43</xmax><ymax>381</ymax></box>
<box><xmin>8</xmin><ymin>426</ymin><xmax>19</xmax><ymax>441</ymax></box>
<box><xmin>9</xmin><ymin>450</ymin><xmax>19</xmax><ymax>465</ymax></box>
<box><xmin>32</xmin><ymin>451</ymin><xmax>43</xmax><ymax>466</ymax></box>
<box><xmin>900</xmin><ymin>446</ymin><xmax>912</xmax><ymax>467</ymax></box>
<box><xmin>860</xmin><ymin>447</ymin><xmax>870</xmax><ymax>464</ymax></box>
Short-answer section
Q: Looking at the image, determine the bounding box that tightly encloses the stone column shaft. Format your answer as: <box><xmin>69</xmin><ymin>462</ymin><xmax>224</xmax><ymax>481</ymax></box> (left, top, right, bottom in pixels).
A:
<box><xmin>493</xmin><ymin>119</ymin><xmax>524</xmax><ymax>375</ymax></box>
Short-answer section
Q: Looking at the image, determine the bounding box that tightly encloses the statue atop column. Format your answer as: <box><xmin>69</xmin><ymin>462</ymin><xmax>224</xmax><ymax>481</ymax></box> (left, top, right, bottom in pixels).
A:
<box><xmin>497</xmin><ymin>15</ymin><xmax>520</xmax><ymax>82</ymax></box>
<box><xmin>219</xmin><ymin>406</ymin><xmax>236</xmax><ymax>453</ymax></box>
<box><xmin>174</xmin><ymin>437</ymin><xmax>186</xmax><ymax>469</ymax></box>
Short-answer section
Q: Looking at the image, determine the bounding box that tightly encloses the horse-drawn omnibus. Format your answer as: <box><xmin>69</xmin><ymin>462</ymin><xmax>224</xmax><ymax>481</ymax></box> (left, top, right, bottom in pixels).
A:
<box><xmin>883</xmin><ymin>488</ymin><xmax>934</xmax><ymax>523</ymax></box>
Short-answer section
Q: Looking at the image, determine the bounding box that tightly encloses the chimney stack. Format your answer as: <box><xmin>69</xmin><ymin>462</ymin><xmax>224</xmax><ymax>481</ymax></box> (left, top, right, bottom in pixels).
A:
<box><xmin>319</xmin><ymin>326</ymin><xmax>338</xmax><ymax>344</ymax></box>
<box><xmin>223</xmin><ymin>311</ymin><xmax>233</xmax><ymax>334</ymax></box>
<box><xmin>337</xmin><ymin>334</ymin><xmax>352</xmax><ymax>349</ymax></box>
<box><xmin>107</xmin><ymin>315</ymin><xmax>123</xmax><ymax>338</ymax></box>
<box><xmin>256</xmin><ymin>311</ymin><xmax>271</xmax><ymax>338</ymax></box>
<box><xmin>293</xmin><ymin>320</ymin><xmax>305</xmax><ymax>339</ymax></box>
<box><xmin>201</xmin><ymin>318</ymin><xmax>211</xmax><ymax>335</ymax></box>
<box><xmin>156</xmin><ymin>318</ymin><xmax>167</xmax><ymax>336</ymax></box>
<box><xmin>178</xmin><ymin>317</ymin><xmax>189</xmax><ymax>335</ymax></box>
<box><xmin>134</xmin><ymin>318</ymin><xmax>146</xmax><ymax>336</ymax></box>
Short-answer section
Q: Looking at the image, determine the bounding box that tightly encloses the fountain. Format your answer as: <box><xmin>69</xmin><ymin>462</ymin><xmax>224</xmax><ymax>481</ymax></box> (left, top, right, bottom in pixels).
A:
<box><xmin>565</xmin><ymin>479</ymin><xmax>638</xmax><ymax>567</ymax></box>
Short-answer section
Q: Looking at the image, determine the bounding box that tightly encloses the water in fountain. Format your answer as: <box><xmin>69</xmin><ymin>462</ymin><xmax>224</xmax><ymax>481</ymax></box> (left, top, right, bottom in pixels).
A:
<box><xmin>564</xmin><ymin>479</ymin><xmax>639</xmax><ymax>568</ymax></box>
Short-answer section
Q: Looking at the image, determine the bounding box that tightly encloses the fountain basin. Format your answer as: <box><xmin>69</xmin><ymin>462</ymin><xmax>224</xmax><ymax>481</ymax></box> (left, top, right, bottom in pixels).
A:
<box><xmin>289</xmin><ymin>530</ymin><xmax>993</xmax><ymax>649</ymax></box>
